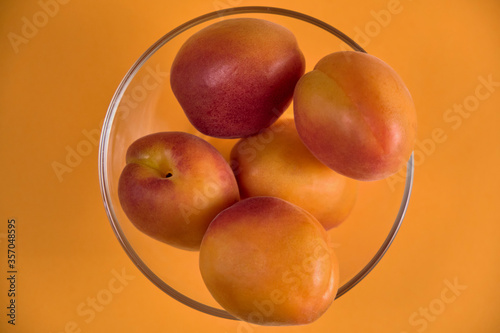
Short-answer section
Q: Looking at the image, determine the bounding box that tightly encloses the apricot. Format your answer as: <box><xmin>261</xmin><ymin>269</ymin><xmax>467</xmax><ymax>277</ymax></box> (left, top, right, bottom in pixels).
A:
<box><xmin>118</xmin><ymin>132</ymin><xmax>240</xmax><ymax>251</ymax></box>
<box><xmin>170</xmin><ymin>18</ymin><xmax>305</xmax><ymax>138</ymax></box>
<box><xmin>199</xmin><ymin>196</ymin><xmax>338</xmax><ymax>326</ymax></box>
<box><xmin>293</xmin><ymin>51</ymin><xmax>417</xmax><ymax>181</ymax></box>
<box><xmin>230</xmin><ymin>118</ymin><xmax>357</xmax><ymax>229</ymax></box>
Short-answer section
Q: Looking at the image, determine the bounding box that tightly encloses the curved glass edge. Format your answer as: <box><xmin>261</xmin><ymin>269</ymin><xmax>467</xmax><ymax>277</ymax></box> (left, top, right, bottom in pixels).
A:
<box><xmin>336</xmin><ymin>152</ymin><xmax>414</xmax><ymax>298</ymax></box>
<box><xmin>98</xmin><ymin>6</ymin><xmax>410</xmax><ymax>320</ymax></box>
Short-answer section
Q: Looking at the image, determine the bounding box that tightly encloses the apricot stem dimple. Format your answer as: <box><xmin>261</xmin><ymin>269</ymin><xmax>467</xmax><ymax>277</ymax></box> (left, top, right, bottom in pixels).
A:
<box><xmin>165</xmin><ymin>172</ymin><xmax>173</xmax><ymax>178</ymax></box>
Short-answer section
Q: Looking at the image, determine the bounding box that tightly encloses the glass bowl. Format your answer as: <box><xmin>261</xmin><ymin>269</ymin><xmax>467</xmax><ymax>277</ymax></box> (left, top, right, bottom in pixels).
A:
<box><xmin>98</xmin><ymin>6</ymin><xmax>414</xmax><ymax>320</ymax></box>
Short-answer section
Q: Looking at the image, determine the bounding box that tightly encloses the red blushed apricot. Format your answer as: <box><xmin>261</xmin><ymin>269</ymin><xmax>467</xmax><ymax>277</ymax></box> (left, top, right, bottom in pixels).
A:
<box><xmin>118</xmin><ymin>132</ymin><xmax>240</xmax><ymax>251</ymax></box>
<box><xmin>170</xmin><ymin>18</ymin><xmax>305</xmax><ymax>139</ymax></box>
<box><xmin>294</xmin><ymin>51</ymin><xmax>417</xmax><ymax>181</ymax></box>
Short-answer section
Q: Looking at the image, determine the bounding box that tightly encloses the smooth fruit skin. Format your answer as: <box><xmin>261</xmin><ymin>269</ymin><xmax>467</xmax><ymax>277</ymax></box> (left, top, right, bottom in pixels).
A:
<box><xmin>230</xmin><ymin>118</ymin><xmax>357</xmax><ymax>229</ymax></box>
<box><xmin>199</xmin><ymin>196</ymin><xmax>339</xmax><ymax>326</ymax></box>
<box><xmin>294</xmin><ymin>51</ymin><xmax>417</xmax><ymax>181</ymax></box>
<box><xmin>118</xmin><ymin>132</ymin><xmax>240</xmax><ymax>251</ymax></box>
<box><xmin>170</xmin><ymin>18</ymin><xmax>305</xmax><ymax>138</ymax></box>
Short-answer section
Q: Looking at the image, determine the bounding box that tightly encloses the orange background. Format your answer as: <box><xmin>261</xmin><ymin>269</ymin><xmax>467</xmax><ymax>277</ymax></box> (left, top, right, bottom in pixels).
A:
<box><xmin>1</xmin><ymin>0</ymin><xmax>499</xmax><ymax>332</ymax></box>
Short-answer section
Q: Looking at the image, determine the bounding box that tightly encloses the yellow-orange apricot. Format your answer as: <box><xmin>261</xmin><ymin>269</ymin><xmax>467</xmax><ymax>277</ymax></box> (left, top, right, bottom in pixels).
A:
<box><xmin>199</xmin><ymin>197</ymin><xmax>339</xmax><ymax>325</ymax></box>
<box><xmin>231</xmin><ymin>118</ymin><xmax>357</xmax><ymax>229</ymax></box>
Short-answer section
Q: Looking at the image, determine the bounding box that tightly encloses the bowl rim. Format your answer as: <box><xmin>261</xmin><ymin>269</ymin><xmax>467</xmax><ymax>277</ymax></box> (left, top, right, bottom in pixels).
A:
<box><xmin>98</xmin><ymin>5</ymin><xmax>414</xmax><ymax>321</ymax></box>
